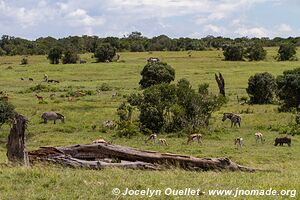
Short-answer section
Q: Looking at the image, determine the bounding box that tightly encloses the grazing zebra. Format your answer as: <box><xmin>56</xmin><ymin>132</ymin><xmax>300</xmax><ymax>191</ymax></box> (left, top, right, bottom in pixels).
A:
<box><xmin>41</xmin><ymin>112</ymin><xmax>65</xmax><ymax>124</ymax></box>
<box><xmin>222</xmin><ymin>113</ymin><xmax>241</xmax><ymax>127</ymax></box>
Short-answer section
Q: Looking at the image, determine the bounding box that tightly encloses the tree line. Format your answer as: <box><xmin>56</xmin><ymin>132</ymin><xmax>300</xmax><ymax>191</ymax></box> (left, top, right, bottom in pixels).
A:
<box><xmin>1</xmin><ymin>32</ymin><xmax>300</xmax><ymax>56</ymax></box>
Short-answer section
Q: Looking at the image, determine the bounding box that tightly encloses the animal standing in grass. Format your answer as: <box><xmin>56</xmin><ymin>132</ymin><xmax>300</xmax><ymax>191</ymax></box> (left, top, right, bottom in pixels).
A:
<box><xmin>255</xmin><ymin>132</ymin><xmax>265</xmax><ymax>144</ymax></box>
<box><xmin>234</xmin><ymin>137</ymin><xmax>244</xmax><ymax>148</ymax></box>
<box><xmin>274</xmin><ymin>137</ymin><xmax>291</xmax><ymax>147</ymax></box>
<box><xmin>222</xmin><ymin>113</ymin><xmax>241</xmax><ymax>127</ymax></box>
<box><xmin>145</xmin><ymin>134</ymin><xmax>157</xmax><ymax>144</ymax></box>
<box><xmin>35</xmin><ymin>94</ymin><xmax>44</xmax><ymax>102</ymax></box>
<box><xmin>41</xmin><ymin>112</ymin><xmax>65</xmax><ymax>124</ymax></box>
<box><xmin>187</xmin><ymin>134</ymin><xmax>203</xmax><ymax>145</ymax></box>
<box><xmin>159</xmin><ymin>138</ymin><xmax>168</xmax><ymax>146</ymax></box>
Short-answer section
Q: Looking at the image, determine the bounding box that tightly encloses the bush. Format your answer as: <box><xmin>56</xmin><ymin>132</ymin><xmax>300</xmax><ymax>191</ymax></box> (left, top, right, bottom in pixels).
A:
<box><xmin>47</xmin><ymin>47</ymin><xmax>62</xmax><ymax>64</ymax></box>
<box><xmin>97</xmin><ymin>83</ymin><xmax>113</xmax><ymax>91</ymax></box>
<box><xmin>62</xmin><ymin>50</ymin><xmax>79</xmax><ymax>64</ymax></box>
<box><xmin>277</xmin><ymin>68</ymin><xmax>300</xmax><ymax>111</ymax></box>
<box><xmin>94</xmin><ymin>43</ymin><xmax>116</xmax><ymax>62</ymax></box>
<box><xmin>26</xmin><ymin>84</ymin><xmax>59</xmax><ymax>93</ymax></box>
<box><xmin>277</xmin><ymin>43</ymin><xmax>297</xmax><ymax>61</ymax></box>
<box><xmin>20</xmin><ymin>57</ymin><xmax>28</xmax><ymax>65</ymax></box>
<box><xmin>139</xmin><ymin>62</ymin><xmax>175</xmax><ymax>88</ymax></box>
<box><xmin>0</xmin><ymin>99</ymin><xmax>15</xmax><ymax>127</ymax></box>
<box><xmin>223</xmin><ymin>45</ymin><xmax>244</xmax><ymax>61</ymax></box>
<box><xmin>245</xmin><ymin>44</ymin><xmax>266</xmax><ymax>61</ymax></box>
<box><xmin>127</xmin><ymin>80</ymin><xmax>224</xmax><ymax>133</ymax></box>
<box><xmin>246</xmin><ymin>72</ymin><xmax>277</xmax><ymax>104</ymax></box>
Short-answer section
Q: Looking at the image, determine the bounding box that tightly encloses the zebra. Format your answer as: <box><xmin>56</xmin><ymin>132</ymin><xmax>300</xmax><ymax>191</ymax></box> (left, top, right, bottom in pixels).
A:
<box><xmin>222</xmin><ymin>113</ymin><xmax>241</xmax><ymax>127</ymax></box>
<box><xmin>41</xmin><ymin>112</ymin><xmax>65</xmax><ymax>124</ymax></box>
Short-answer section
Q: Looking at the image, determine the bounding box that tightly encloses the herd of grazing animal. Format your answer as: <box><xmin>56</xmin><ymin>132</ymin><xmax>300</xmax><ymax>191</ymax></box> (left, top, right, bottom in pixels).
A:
<box><xmin>16</xmin><ymin>59</ymin><xmax>293</xmax><ymax>150</ymax></box>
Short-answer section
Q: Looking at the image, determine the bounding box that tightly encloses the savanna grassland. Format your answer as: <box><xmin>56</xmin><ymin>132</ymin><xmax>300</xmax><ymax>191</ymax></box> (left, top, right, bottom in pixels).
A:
<box><xmin>0</xmin><ymin>48</ymin><xmax>299</xmax><ymax>200</ymax></box>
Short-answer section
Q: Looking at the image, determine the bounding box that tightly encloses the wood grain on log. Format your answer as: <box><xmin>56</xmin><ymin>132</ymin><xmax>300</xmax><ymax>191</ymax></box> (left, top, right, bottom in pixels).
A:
<box><xmin>28</xmin><ymin>142</ymin><xmax>258</xmax><ymax>172</ymax></box>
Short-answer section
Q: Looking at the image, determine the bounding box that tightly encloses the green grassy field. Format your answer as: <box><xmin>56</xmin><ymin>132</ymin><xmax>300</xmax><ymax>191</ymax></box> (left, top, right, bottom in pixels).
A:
<box><xmin>0</xmin><ymin>48</ymin><xmax>299</xmax><ymax>199</ymax></box>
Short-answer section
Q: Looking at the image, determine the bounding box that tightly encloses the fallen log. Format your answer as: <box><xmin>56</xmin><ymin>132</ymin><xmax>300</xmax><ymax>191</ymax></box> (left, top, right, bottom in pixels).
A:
<box><xmin>28</xmin><ymin>142</ymin><xmax>259</xmax><ymax>172</ymax></box>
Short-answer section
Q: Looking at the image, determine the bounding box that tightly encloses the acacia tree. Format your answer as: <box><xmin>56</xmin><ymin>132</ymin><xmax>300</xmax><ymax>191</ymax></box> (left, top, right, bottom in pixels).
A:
<box><xmin>47</xmin><ymin>47</ymin><xmax>62</xmax><ymax>64</ymax></box>
<box><xmin>277</xmin><ymin>43</ymin><xmax>297</xmax><ymax>61</ymax></box>
<box><xmin>139</xmin><ymin>62</ymin><xmax>175</xmax><ymax>88</ymax></box>
<box><xmin>246</xmin><ymin>72</ymin><xmax>276</xmax><ymax>104</ymax></box>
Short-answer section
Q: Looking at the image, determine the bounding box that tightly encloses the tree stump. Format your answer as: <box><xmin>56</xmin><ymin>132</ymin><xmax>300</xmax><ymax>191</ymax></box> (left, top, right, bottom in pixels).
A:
<box><xmin>6</xmin><ymin>113</ymin><xmax>29</xmax><ymax>165</ymax></box>
<box><xmin>215</xmin><ymin>73</ymin><xmax>225</xmax><ymax>96</ymax></box>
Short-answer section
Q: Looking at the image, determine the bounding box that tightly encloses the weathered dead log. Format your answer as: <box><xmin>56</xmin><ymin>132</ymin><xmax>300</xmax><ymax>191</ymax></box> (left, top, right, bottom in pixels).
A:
<box><xmin>215</xmin><ymin>72</ymin><xmax>225</xmax><ymax>96</ymax></box>
<box><xmin>6</xmin><ymin>113</ymin><xmax>29</xmax><ymax>165</ymax></box>
<box><xmin>28</xmin><ymin>142</ymin><xmax>259</xmax><ymax>172</ymax></box>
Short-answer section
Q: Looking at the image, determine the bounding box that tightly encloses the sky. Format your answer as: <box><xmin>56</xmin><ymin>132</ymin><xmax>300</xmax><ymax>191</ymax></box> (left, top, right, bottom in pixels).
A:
<box><xmin>0</xmin><ymin>0</ymin><xmax>299</xmax><ymax>39</ymax></box>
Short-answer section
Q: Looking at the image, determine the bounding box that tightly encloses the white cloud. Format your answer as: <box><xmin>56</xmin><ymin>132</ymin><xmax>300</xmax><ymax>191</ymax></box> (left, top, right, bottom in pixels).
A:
<box><xmin>276</xmin><ymin>23</ymin><xmax>292</xmax><ymax>33</ymax></box>
<box><xmin>204</xmin><ymin>24</ymin><xmax>225</xmax><ymax>34</ymax></box>
<box><xmin>234</xmin><ymin>27</ymin><xmax>269</xmax><ymax>38</ymax></box>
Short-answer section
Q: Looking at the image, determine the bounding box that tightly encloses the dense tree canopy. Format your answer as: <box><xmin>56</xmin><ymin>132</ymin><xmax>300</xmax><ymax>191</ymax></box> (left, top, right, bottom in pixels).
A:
<box><xmin>277</xmin><ymin>43</ymin><xmax>297</xmax><ymax>61</ymax></box>
<box><xmin>1</xmin><ymin>33</ymin><xmax>300</xmax><ymax>56</ymax></box>
<box><xmin>246</xmin><ymin>72</ymin><xmax>276</xmax><ymax>104</ymax></box>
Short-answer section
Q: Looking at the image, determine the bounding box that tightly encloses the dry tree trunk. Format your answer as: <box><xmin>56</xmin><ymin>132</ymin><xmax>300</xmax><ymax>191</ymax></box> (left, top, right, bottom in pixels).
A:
<box><xmin>6</xmin><ymin>113</ymin><xmax>29</xmax><ymax>165</ymax></box>
<box><xmin>28</xmin><ymin>143</ymin><xmax>259</xmax><ymax>172</ymax></box>
<box><xmin>215</xmin><ymin>72</ymin><xmax>225</xmax><ymax>96</ymax></box>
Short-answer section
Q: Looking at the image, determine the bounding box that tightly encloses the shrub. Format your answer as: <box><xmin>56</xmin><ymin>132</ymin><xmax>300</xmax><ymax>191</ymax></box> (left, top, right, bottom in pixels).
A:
<box><xmin>245</xmin><ymin>43</ymin><xmax>266</xmax><ymax>61</ymax></box>
<box><xmin>47</xmin><ymin>47</ymin><xmax>62</xmax><ymax>64</ymax></box>
<box><xmin>246</xmin><ymin>72</ymin><xmax>277</xmax><ymax>104</ymax></box>
<box><xmin>277</xmin><ymin>43</ymin><xmax>297</xmax><ymax>61</ymax></box>
<box><xmin>62</xmin><ymin>50</ymin><xmax>79</xmax><ymax>64</ymax></box>
<box><xmin>139</xmin><ymin>62</ymin><xmax>175</xmax><ymax>88</ymax></box>
<box><xmin>277</xmin><ymin>68</ymin><xmax>300</xmax><ymax>111</ymax></box>
<box><xmin>98</xmin><ymin>83</ymin><xmax>113</xmax><ymax>91</ymax></box>
<box><xmin>223</xmin><ymin>45</ymin><xmax>244</xmax><ymax>61</ymax></box>
<box><xmin>20</xmin><ymin>57</ymin><xmax>28</xmax><ymax>65</ymax></box>
<box><xmin>94</xmin><ymin>43</ymin><xmax>116</xmax><ymax>62</ymax></box>
<box><xmin>0</xmin><ymin>99</ymin><xmax>15</xmax><ymax>127</ymax></box>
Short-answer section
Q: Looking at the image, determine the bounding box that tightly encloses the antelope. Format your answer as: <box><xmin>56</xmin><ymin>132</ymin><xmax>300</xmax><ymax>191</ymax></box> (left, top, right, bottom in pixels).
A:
<box><xmin>145</xmin><ymin>134</ymin><xmax>157</xmax><ymax>143</ymax></box>
<box><xmin>91</xmin><ymin>125</ymin><xmax>97</xmax><ymax>131</ymax></box>
<box><xmin>35</xmin><ymin>94</ymin><xmax>44</xmax><ymax>102</ymax></box>
<box><xmin>222</xmin><ymin>113</ymin><xmax>241</xmax><ymax>127</ymax></box>
<box><xmin>159</xmin><ymin>138</ymin><xmax>168</xmax><ymax>146</ymax></box>
<box><xmin>255</xmin><ymin>132</ymin><xmax>265</xmax><ymax>144</ymax></box>
<box><xmin>187</xmin><ymin>134</ymin><xmax>203</xmax><ymax>145</ymax></box>
<box><xmin>234</xmin><ymin>137</ymin><xmax>244</xmax><ymax>148</ymax></box>
<box><xmin>41</xmin><ymin>112</ymin><xmax>65</xmax><ymax>124</ymax></box>
<box><xmin>29</xmin><ymin>78</ymin><xmax>34</xmax><ymax>81</ymax></box>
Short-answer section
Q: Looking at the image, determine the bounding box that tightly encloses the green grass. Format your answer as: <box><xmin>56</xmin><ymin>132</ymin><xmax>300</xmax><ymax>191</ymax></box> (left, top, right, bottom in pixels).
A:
<box><xmin>0</xmin><ymin>48</ymin><xmax>299</xmax><ymax>199</ymax></box>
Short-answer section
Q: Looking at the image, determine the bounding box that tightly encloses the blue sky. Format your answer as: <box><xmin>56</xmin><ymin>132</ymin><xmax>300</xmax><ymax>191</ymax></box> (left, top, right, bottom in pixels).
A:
<box><xmin>0</xmin><ymin>0</ymin><xmax>299</xmax><ymax>39</ymax></box>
